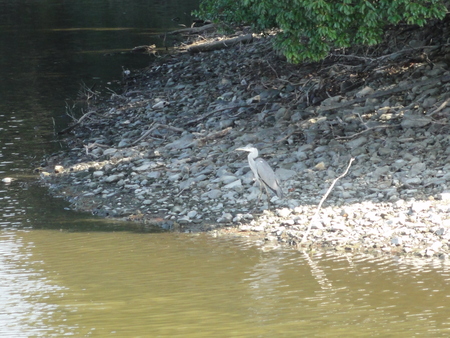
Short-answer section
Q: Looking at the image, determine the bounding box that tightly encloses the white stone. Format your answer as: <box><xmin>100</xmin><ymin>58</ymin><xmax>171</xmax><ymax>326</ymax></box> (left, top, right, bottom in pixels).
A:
<box><xmin>93</xmin><ymin>171</ymin><xmax>104</xmax><ymax>178</ymax></box>
<box><xmin>223</xmin><ymin>179</ymin><xmax>242</xmax><ymax>189</ymax></box>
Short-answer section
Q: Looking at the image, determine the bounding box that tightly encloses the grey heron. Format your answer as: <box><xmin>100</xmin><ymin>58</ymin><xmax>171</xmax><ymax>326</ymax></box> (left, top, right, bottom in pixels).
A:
<box><xmin>236</xmin><ymin>145</ymin><xmax>283</xmax><ymax>199</ymax></box>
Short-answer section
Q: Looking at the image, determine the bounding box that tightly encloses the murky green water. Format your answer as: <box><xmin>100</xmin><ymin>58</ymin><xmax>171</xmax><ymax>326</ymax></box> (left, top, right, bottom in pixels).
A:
<box><xmin>4</xmin><ymin>230</ymin><xmax>450</xmax><ymax>337</ymax></box>
<box><xmin>2</xmin><ymin>1</ymin><xmax>450</xmax><ymax>337</ymax></box>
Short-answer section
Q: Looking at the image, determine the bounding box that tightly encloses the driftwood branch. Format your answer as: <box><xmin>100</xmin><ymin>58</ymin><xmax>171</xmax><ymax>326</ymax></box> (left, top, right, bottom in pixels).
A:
<box><xmin>131</xmin><ymin>45</ymin><xmax>156</xmax><ymax>54</ymax></box>
<box><xmin>301</xmin><ymin>157</ymin><xmax>355</xmax><ymax>244</ymax></box>
<box><xmin>187</xmin><ymin>34</ymin><xmax>253</xmax><ymax>54</ymax></box>
<box><xmin>428</xmin><ymin>96</ymin><xmax>450</xmax><ymax>116</ymax></box>
<box><xmin>57</xmin><ymin>110</ymin><xmax>95</xmax><ymax>135</ymax></box>
<box><xmin>330</xmin><ymin>44</ymin><xmax>443</xmax><ymax>63</ymax></box>
<box><xmin>335</xmin><ymin>124</ymin><xmax>398</xmax><ymax>140</ymax></box>
<box><xmin>131</xmin><ymin>123</ymin><xmax>184</xmax><ymax>145</ymax></box>
<box><xmin>194</xmin><ymin>127</ymin><xmax>232</xmax><ymax>147</ymax></box>
<box><xmin>184</xmin><ymin>106</ymin><xmax>239</xmax><ymax>126</ymax></box>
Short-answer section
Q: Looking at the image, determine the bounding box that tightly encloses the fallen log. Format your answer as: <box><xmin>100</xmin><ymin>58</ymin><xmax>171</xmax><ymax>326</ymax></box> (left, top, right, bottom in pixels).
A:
<box><xmin>131</xmin><ymin>44</ymin><xmax>156</xmax><ymax>54</ymax></box>
<box><xmin>187</xmin><ymin>34</ymin><xmax>253</xmax><ymax>54</ymax></box>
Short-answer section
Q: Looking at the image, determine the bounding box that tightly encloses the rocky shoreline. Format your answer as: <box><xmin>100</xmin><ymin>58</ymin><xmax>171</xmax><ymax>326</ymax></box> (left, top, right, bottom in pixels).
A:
<box><xmin>40</xmin><ymin>21</ymin><xmax>450</xmax><ymax>258</ymax></box>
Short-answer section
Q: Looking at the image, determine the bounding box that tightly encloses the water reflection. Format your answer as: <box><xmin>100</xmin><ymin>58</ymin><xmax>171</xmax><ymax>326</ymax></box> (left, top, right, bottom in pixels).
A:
<box><xmin>0</xmin><ymin>0</ymin><xmax>199</xmax><ymax>233</ymax></box>
<box><xmin>0</xmin><ymin>231</ymin><xmax>67</xmax><ymax>337</ymax></box>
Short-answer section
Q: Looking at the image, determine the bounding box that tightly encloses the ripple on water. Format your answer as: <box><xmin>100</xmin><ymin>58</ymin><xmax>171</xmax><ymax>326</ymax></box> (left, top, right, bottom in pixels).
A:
<box><xmin>0</xmin><ymin>231</ymin><xmax>69</xmax><ymax>337</ymax></box>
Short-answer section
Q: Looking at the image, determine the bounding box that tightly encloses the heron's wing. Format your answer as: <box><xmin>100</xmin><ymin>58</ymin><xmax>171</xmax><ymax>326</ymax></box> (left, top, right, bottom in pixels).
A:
<box><xmin>255</xmin><ymin>158</ymin><xmax>284</xmax><ymax>198</ymax></box>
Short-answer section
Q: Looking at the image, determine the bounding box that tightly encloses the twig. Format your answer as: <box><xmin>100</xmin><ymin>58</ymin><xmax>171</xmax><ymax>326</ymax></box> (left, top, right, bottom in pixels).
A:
<box><xmin>335</xmin><ymin>124</ymin><xmax>397</xmax><ymax>140</ymax></box>
<box><xmin>57</xmin><ymin>110</ymin><xmax>95</xmax><ymax>135</ymax></box>
<box><xmin>330</xmin><ymin>44</ymin><xmax>443</xmax><ymax>63</ymax></box>
<box><xmin>192</xmin><ymin>127</ymin><xmax>232</xmax><ymax>147</ymax></box>
<box><xmin>51</xmin><ymin>117</ymin><xmax>56</xmax><ymax>136</ymax></box>
<box><xmin>131</xmin><ymin>123</ymin><xmax>184</xmax><ymax>145</ymax></box>
<box><xmin>184</xmin><ymin>106</ymin><xmax>236</xmax><ymax>126</ymax></box>
<box><xmin>319</xmin><ymin>73</ymin><xmax>450</xmax><ymax>112</ymax></box>
<box><xmin>266</xmin><ymin>60</ymin><xmax>279</xmax><ymax>78</ymax></box>
<box><xmin>301</xmin><ymin>157</ymin><xmax>355</xmax><ymax>244</ymax></box>
<box><xmin>428</xmin><ymin>97</ymin><xmax>450</xmax><ymax>116</ymax></box>
<box><xmin>84</xmin><ymin>142</ymin><xmax>109</xmax><ymax>155</ymax></box>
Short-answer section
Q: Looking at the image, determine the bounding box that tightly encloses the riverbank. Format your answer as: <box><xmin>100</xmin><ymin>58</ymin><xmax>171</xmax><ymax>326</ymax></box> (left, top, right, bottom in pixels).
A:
<box><xmin>40</xmin><ymin>20</ymin><xmax>450</xmax><ymax>258</ymax></box>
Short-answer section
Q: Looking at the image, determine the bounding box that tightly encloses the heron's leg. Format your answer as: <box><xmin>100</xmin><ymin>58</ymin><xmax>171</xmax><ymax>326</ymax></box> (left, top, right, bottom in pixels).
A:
<box><xmin>263</xmin><ymin>184</ymin><xmax>271</xmax><ymax>210</ymax></box>
<box><xmin>253</xmin><ymin>181</ymin><xmax>265</xmax><ymax>212</ymax></box>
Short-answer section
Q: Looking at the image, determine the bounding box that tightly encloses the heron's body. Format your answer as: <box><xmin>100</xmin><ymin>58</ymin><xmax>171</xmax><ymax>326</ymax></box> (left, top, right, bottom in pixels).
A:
<box><xmin>236</xmin><ymin>145</ymin><xmax>283</xmax><ymax>199</ymax></box>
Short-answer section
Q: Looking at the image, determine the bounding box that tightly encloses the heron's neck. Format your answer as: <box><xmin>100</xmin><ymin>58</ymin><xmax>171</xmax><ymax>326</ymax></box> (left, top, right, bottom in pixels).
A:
<box><xmin>247</xmin><ymin>153</ymin><xmax>259</xmax><ymax>178</ymax></box>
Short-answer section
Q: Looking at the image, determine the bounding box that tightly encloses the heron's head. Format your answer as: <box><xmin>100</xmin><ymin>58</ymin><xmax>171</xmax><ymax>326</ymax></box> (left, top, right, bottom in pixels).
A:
<box><xmin>236</xmin><ymin>144</ymin><xmax>256</xmax><ymax>153</ymax></box>
<box><xmin>236</xmin><ymin>144</ymin><xmax>259</xmax><ymax>158</ymax></box>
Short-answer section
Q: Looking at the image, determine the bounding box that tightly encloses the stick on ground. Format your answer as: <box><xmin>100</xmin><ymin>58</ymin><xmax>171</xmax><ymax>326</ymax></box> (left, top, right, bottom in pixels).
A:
<box><xmin>301</xmin><ymin>157</ymin><xmax>355</xmax><ymax>244</ymax></box>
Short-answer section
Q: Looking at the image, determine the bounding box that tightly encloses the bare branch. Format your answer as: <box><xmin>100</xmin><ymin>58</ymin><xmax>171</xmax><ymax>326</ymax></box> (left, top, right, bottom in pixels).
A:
<box><xmin>301</xmin><ymin>157</ymin><xmax>355</xmax><ymax>244</ymax></box>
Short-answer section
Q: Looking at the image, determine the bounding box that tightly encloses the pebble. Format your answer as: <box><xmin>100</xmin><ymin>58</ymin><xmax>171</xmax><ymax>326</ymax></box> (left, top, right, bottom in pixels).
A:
<box><xmin>105</xmin><ymin>174</ymin><xmax>121</xmax><ymax>183</ymax></box>
<box><xmin>93</xmin><ymin>171</ymin><xmax>104</xmax><ymax>178</ymax></box>
<box><xmin>223</xmin><ymin>180</ymin><xmax>242</xmax><ymax>189</ymax></box>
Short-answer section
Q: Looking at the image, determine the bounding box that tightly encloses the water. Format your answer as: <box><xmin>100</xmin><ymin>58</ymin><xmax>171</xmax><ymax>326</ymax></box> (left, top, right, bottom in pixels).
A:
<box><xmin>2</xmin><ymin>1</ymin><xmax>450</xmax><ymax>337</ymax></box>
<box><xmin>3</xmin><ymin>230</ymin><xmax>450</xmax><ymax>337</ymax></box>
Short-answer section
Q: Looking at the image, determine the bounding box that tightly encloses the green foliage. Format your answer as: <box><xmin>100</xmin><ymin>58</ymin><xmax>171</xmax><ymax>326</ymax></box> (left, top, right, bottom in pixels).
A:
<box><xmin>194</xmin><ymin>0</ymin><xmax>447</xmax><ymax>63</ymax></box>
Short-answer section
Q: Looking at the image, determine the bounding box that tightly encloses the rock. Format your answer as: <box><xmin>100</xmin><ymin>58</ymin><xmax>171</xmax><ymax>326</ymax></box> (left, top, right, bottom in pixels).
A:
<box><xmin>223</xmin><ymin>179</ymin><xmax>242</xmax><ymax>189</ymax></box>
<box><xmin>321</xmin><ymin>95</ymin><xmax>342</xmax><ymax>106</ymax></box>
<box><xmin>220</xmin><ymin>175</ymin><xmax>239</xmax><ymax>184</ymax></box>
<box><xmin>134</xmin><ymin>163</ymin><xmax>153</xmax><ymax>171</ymax></box>
<box><xmin>372</xmin><ymin>166</ymin><xmax>390</xmax><ymax>180</ymax></box>
<box><xmin>422</xmin><ymin>97</ymin><xmax>437</xmax><ymax>108</ymax></box>
<box><xmin>168</xmin><ymin>173</ymin><xmax>181</xmax><ymax>182</ymax></box>
<box><xmin>105</xmin><ymin>174</ymin><xmax>121</xmax><ymax>183</ymax></box>
<box><xmin>103</xmin><ymin>148</ymin><xmax>117</xmax><ymax>156</ymax></box>
<box><xmin>118</xmin><ymin>139</ymin><xmax>130</xmax><ymax>148</ymax></box>
<box><xmin>403</xmin><ymin>177</ymin><xmax>422</xmax><ymax>185</ymax></box>
<box><xmin>93</xmin><ymin>171</ymin><xmax>104</xmax><ymax>178</ymax></box>
<box><xmin>401</xmin><ymin>115</ymin><xmax>431</xmax><ymax>128</ymax></box>
<box><xmin>276</xmin><ymin>168</ymin><xmax>297</xmax><ymax>180</ymax></box>
<box><xmin>346</xmin><ymin>136</ymin><xmax>367</xmax><ymax>149</ymax></box>
<box><xmin>166</xmin><ymin>134</ymin><xmax>194</xmax><ymax>149</ymax></box>
<box><xmin>277</xmin><ymin>208</ymin><xmax>292</xmax><ymax>218</ymax></box>
<box><xmin>411</xmin><ymin>201</ymin><xmax>431</xmax><ymax>213</ymax></box>
<box><xmin>217</xmin><ymin>212</ymin><xmax>233</xmax><ymax>223</ymax></box>
<box><xmin>177</xmin><ymin>216</ymin><xmax>190</xmax><ymax>224</ymax></box>
<box><xmin>314</xmin><ymin>162</ymin><xmax>326</xmax><ymax>170</ymax></box>
<box><xmin>409</xmin><ymin>163</ymin><xmax>426</xmax><ymax>177</ymax></box>
<box><xmin>391</xmin><ymin>237</ymin><xmax>402</xmax><ymax>246</ymax></box>
<box><xmin>187</xmin><ymin>210</ymin><xmax>197</xmax><ymax>218</ymax></box>
<box><xmin>355</xmin><ymin>86</ymin><xmax>374</xmax><ymax>98</ymax></box>
<box><xmin>152</xmin><ymin>100</ymin><xmax>170</xmax><ymax>109</ymax></box>
<box><xmin>440</xmin><ymin>191</ymin><xmax>450</xmax><ymax>201</ymax></box>
<box><xmin>179</xmin><ymin>178</ymin><xmax>195</xmax><ymax>190</ymax></box>
<box><xmin>202</xmin><ymin>189</ymin><xmax>222</xmax><ymax>199</ymax></box>
<box><xmin>147</xmin><ymin>172</ymin><xmax>160</xmax><ymax>179</ymax></box>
